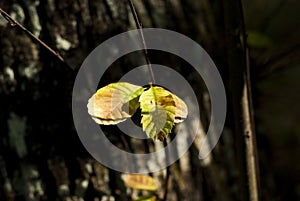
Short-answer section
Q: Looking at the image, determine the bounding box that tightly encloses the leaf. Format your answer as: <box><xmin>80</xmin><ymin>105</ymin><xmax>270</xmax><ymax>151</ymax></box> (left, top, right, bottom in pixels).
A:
<box><xmin>139</xmin><ymin>86</ymin><xmax>178</xmax><ymax>141</ymax></box>
<box><xmin>124</xmin><ymin>174</ymin><xmax>158</xmax><ymax>191</ymax></box>
<box><xmin>134</xmin><ymin>195</ymin><xmax>157</xmax><ymax>201</ymax></box>
<box><xmin>87</xmin><ymin>82</ymin><xmax>144</xmax><ymax>125</ymax></box>
<box><xmin>171</xmin><ymin>93</ymin><xmax>188</xmax><ymax>123</ymax></box>
<box><xmin>87</xmin><ymin>82</ymin><xmax>188</xmax><ymax>141</ymax></box>
<box><xmin>246</xmin><ymin>31</ymin><xmax>272</xmax><ymax>48</ymax></box>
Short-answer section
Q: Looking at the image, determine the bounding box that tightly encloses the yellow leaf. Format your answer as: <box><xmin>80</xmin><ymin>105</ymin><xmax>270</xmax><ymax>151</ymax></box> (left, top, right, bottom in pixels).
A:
<box><xmin>87</xmin><ymin>82</ymin><xmax>144</xmax><ymax>125</ymax></box>
<box><xmin>124</xmin><ymin>174</ymin><xmax>158</xmax><ymax>191</ymax></box>
<box><xmin>87</xmin><ymin>82</ymin><xmax>188</xmax><ymax>141</ymax></box>
<box><xmin>171</xmin><ymin>92</ymin><xmax>188</xmax><ymax>123</ymax></box>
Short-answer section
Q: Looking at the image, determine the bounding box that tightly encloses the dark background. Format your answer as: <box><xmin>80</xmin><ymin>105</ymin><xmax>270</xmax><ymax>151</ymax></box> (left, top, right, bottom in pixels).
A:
<box><xmin>0</xmin><ymin>0</ymin><xmax>299</xmax><ymax>200</ymax></box>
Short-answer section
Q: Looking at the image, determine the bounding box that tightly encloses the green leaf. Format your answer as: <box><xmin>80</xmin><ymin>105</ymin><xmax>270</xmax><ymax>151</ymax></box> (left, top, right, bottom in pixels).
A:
<box><xmin>247</xmin><ymin>31</ymin><xmax>272</xmax><ymax>48</ymax></box>
<box><xmin>133</xmin><ymin>195</ymin><xmax>157</xmax><ymax>201</ymax></box>
<box><xmin>139</xmin><ymin>86</ymin><xmax>176</xmax><ymax>141</ymax></box>
<box><xmin>87</xmin><ymin>82</ymin><xmax>144</xmax><ymax>125</ymax></box>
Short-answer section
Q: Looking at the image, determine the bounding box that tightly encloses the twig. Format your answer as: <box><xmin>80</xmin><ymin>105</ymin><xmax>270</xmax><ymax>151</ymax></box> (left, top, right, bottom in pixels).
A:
<box><xmin>238</xmin><ymin>0</ymin><xmax>260</xmax><ymax>200</ymax></box>
<box><xmin>162</xmin><ymin>139</ymin><xmax>170</xmax><ymax>201</ymax></box>
<box><xmin>127</xmin><ymin>0</ymin><xmax>155</xmax><ymax>83</ymax></box>
<box><xmin>0</xmin><ymin>7</ymin><xmax>65</xmax><ymax>63</ymax></box>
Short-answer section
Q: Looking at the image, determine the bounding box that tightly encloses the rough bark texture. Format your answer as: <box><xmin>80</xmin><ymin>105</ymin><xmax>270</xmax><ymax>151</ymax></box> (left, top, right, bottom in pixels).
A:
<box><xmin>0</xmin><ymin>0</ymin><xmax>299</xmax><ymax>201</ymax></box>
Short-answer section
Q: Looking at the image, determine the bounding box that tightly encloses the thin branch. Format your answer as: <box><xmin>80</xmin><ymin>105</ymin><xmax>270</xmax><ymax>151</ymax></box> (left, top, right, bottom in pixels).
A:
<box><xmin>0</xmin><ymin>7</ymin><xmax>65</xmax><ymax>63</ymax></box>
<box><xmin>238</xmin><ymin>0</ymin><xmax>260</xmax><ymax>200</ymax></box>
<box><xmin>127</xmin><ymin>2</ymin><xmax>169</xmax><ymax>199</ymax></box>
<box><xmin>127</xmin><ymin>0</ymin><xmax>155</xmax><ymax>84</ymax></box>
<box><xmin>258</xmin><ymin>45</ymin><xmax>300</xmax><ymax>78</ymax></box>
<box><xmin>162</xmin><ymin>139</ymin><xmax>170</xmax><ymax>201</ymax></box>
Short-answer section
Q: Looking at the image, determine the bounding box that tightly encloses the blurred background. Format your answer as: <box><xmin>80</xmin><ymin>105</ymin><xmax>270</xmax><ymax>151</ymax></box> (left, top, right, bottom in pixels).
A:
<box><xmin>0</xmin><ymin>0</ymin><xmax>299</xmax><ymax>200</ymax></box>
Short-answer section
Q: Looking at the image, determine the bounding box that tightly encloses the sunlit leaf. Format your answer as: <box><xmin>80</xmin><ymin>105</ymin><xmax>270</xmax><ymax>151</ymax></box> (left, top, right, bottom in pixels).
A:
<box><xmin>87</xmin><ymin>82</ymin><xmax>144</xmax><ymax>125</ymax></box>
<box><xmin>124</xmin><ymin>174</ymin><xmax>158</xmax><ymax>191</ymax></box>
<box><xmin>87</xmin><ymin>82</ymin><xmax>188</xmax><ymax>141</ymax></box>
<box><xmin>171</xmin><ymin>93</ymin><xmax>188</xmax><ymax>123</ymax></box>
<box><xmin>139</xmin><ymin>86</ymin><xmax>177</xmax><ymax>141</ymax></box>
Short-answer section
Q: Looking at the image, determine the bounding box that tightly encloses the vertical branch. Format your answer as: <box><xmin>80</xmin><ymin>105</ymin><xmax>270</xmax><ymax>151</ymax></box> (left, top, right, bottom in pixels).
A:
<box><xmin>127</xmin><ymin>0</ymin><xmax>155</xmax><ymax>83</ymax></box>
<box><xmin>162</xmin><ymin>139</ymin><xmax>170</xmax><ymax>201</ymax></box>
<box><xmin>127</xmin><ymin>1</ymin><xmax>171</xmax><ymax>199</ymax></box>
<box><xmin>238</xmin><ymin>0</ymin><xmax>260</xmax><ymax>200</ymax></box>
<box><xmin>224</xmin><ymin>0</ymin><xmax>260</xmax><ymax>200</ymax></box>
<box><xmin>223</xmin><ymin>0</ymin><xmax>247</xmax><ymax>199</ymax></box>
<box><xmin>241</xmin><ymin>79</ymin><xmax>259</xmax><ymax>201</ymax></box>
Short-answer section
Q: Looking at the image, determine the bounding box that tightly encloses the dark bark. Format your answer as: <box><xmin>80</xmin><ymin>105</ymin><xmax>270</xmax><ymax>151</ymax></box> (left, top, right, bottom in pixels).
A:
<box><xmin>0</xmin><ymin>0</ymin><xmax>298</xmax><ymax>200</ymax></box>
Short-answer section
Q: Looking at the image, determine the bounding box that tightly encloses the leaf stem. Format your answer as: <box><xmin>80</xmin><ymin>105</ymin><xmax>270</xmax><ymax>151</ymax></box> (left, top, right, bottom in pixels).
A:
<box><xmin>127</xmin><ymin>0</ymin><xmax>156</xmax><ymax>84</ymax></box>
